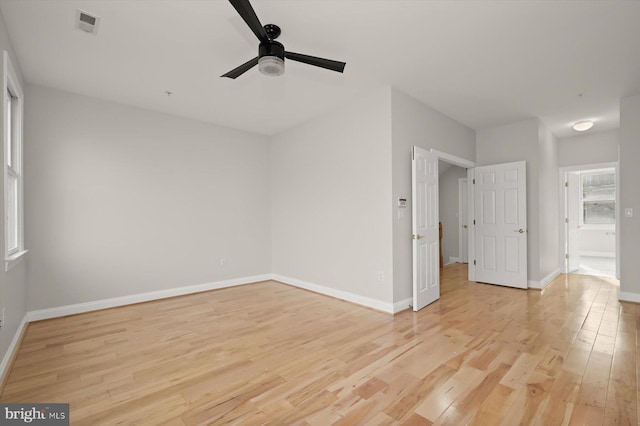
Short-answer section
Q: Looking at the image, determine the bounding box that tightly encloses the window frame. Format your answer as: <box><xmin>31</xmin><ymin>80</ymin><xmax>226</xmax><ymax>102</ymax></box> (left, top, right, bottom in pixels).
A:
<box><xmin>3</xmin><ymin>51</ymin><xmax>26</xmax><ymax>271</ymax></box>
<box><xmin>579</xmin><ymin>170</ymin><xmax>616</xmax><ymax>230</ymax></box>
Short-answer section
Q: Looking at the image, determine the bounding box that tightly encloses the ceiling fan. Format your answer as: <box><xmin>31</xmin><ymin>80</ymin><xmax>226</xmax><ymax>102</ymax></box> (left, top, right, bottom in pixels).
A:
<box><xmin>221</xmin><ymin>0</ymin><xmax>346</xmax><ymax>79</ymax></box>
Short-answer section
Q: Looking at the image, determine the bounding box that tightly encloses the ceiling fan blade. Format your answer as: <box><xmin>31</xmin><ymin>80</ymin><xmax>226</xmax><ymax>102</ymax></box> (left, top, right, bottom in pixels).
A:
<box><xmin>284</xmin><ymin>52</ymin><xmax>346</xmax><ymax>73</ymax></box>
<box><xmin>221</xmin><ymin>57</ymin><xmax>259</xmax><ymax>79</ymax></box>
<box><xmin>228</xmin><ymin>0</ymin><xmax>268</xmax><ymax>42</ymax></box>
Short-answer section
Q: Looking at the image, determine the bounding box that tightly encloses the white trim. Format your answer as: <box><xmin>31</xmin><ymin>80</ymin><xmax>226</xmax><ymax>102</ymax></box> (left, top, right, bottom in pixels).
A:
<box><xmin>467</xmin><ymin>168</ymin><xmax>475</xmax><ymax>281</ymax></box>
<box><xmin>458</xmin><ymin>178</ymin><xmax>468</xmax><ymax>264</ymax></box>
<box><xmin>393</xmin><ymin>298</ymin><xmax>412</xmax><ymax>313</ymax></box>
<box><xmin>580</xmin><ymin>251</ymin><xmax>615</xmax><ymax>258</ymax></box>
<box><xmin>0</xmin><ymin>313</ymin><xmax>28</xmax><ymax>385</ymax></box>
<box><xmin>3</xmin><ymin>51</ymin><xmax>25</xmax><ymax>270</ymax></box>
<box><xmin>446</xmin><ymin>257</ymin><xmax>460</xmax><ymax>265</ymax></box>
<box><xmin>429</xmin><ymin>149</ymin><xmax>475</xmax><ymax>169</ymax></box>
<box><xmin>27</xmin><ymin>274</ymin><xmax>271</xmax><ymax>322</ymax></box>
<box><xmin>24</xmin><ymin>272</ymin><xmax>409</xmax><ymax>323</ymax></box>
<box><xmin>271</xmin><ymin>274</ymin><xmax>395</xmax><ymax>314</ymax></box>
<box><xmin>527</xmin><ymin>268</ymin><xmax>561</xmax><ymax>290</ymax></box>
<box><xmin>425</xmin><ymin>148</ymin><xmax>477</xmax><ymax>285</ymax></box>
<box><xmin>619</xmin><ymin>292</ymin><xmax>640</xmax><ymax>303</ymax></box>
<box><xmin>559</xmin><ymin>162</ymin><xmax>618</xmax><ymax>173</ymax></box>
<box><xmin>579</xmin><ymin>224</ymin><xmax>616</xmax><ymax>231</ymax></box>
<box><xmin>616</xmin><ymin>146</ymin><xmax>620</xmax><ymax>281</ymax></box>
<box><xmin>5</xmin><ymin>249</ymin><xmax>27</xmax><ymax>272</ymax></box>
<box><xmin>559</xmin><ymin>162</ymin><xmax>619</xmax><ymax>278</ymax></box>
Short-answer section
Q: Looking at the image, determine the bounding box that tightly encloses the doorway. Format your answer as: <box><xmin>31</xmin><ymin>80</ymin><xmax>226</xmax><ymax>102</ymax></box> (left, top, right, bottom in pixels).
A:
<box><xmin>438</xmin><ymin>160</ymin><xmax>467</xmax><ymax>266</ymax></box>
<box><xmin>411</xmin><ymin>148</ymin><xmax>474</xmax><ymax>311</ymax></box>
<box><xmin>560</xmin><ymin>163</ymin><xmax>618</xmax><ymax>279</ymax></box>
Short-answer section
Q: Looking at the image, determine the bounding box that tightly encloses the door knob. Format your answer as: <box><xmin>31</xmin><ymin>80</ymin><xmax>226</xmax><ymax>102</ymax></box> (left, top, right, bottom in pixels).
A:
<box><xmin>463</xmin><ymin>225</ymin><xmax>468</xmax><ymax>229</ymax></box>
<box><xmin>515</xmin><ymin>228</ymin><xmax>524</xmax><ymax>234</ymax></box>
<box><xmin>412</xmin><ymin>234</ymin><xmax>424</xmax><ymax>240</ymax></box>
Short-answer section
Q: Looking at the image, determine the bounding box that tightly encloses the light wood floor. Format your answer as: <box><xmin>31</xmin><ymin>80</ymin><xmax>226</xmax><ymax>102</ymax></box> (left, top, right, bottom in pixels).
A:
<box><xmin>1</xmin><ymin>264</ymin><xmax>636</xmax><ymax>425</ymax></box>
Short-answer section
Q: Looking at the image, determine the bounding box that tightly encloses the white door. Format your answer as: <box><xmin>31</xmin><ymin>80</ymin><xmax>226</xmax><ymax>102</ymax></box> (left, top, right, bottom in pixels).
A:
<box><xmin>566</xmin><ymin>172</ymin><xmax>581</xmax><ymax>272</ymax></box>
<box><xmin>412</xmin><ymin>146</ymin><xmax>440</xmax><ymax>311</ymax></box>
<box><xmin>459</xmin><ymin>178</ymin><xmax>469</xmax><ymax>263</ymax></box>
<box><xmin>474</xmin><ymin>161</ymin><xmax>527</xmax><ymax>289</ymax></box>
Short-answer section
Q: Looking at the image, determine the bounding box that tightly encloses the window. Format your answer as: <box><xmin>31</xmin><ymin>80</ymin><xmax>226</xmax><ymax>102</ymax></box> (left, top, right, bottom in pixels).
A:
<box><xmin>581</xmin><ymin>171</ymin><xmax>615</xmax><ymax>226</ymax></box>
<box><xmin>3</xmin><ymin>51</ymin><xmax>26</xmax><ymax>270</ymax></box>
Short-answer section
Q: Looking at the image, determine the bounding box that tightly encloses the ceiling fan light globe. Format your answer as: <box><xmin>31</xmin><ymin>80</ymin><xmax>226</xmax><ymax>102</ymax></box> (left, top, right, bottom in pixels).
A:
<box><xmin>258</xmin><ymin>56</ymin><xmax>284</xmax><ymax>76</ymax></box>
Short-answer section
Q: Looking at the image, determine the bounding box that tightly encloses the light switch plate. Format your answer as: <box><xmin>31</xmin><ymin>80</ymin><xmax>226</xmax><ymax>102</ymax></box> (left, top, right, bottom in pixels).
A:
<box><xmin>625</xmin><ymin>208</ymin><xmax>633</xmax><ymax>217</ymax></box>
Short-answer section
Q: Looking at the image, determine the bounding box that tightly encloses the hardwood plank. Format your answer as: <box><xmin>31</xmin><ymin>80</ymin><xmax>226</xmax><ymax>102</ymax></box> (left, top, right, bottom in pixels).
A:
<box><xmin>413</xmin><ymin>365</ymin><xmax>486</xmax><ymax>421</ymax></box>
<box><xmin>604</xmin><ymin>349</ymin><xmax>637</xmax><ymax>425</ymax></box>
<box><xmin>468</xmin><ymin>383</ymin><xmax>517</xmax><ymax>426</ymax></box>
<box><xmin>0</xmin><ymin>265</ymin><xmax>634</xmax><ymax>425</ymax></box>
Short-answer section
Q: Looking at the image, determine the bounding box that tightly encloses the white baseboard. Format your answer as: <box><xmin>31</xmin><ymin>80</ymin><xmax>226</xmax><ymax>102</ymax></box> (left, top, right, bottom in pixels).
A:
<box><xmin>271</xmin><ymin>274</ymin><xmax>395</xmax><ymax>314</ymax></box>
<box><xmin>0</xmin><ymin>313</ymin><xmax>28</xmax><ymax>386</ymax></box>
<box><xmin>26</xmin><ymin>272</ymin><xmax>403</xmax><ymax>323</ymax></box>
<box><xmin>27</xmin><ymin>274</ymin><xmax>272</xmax><ymax>322</ymax></box>
<box><xmin>393</xmin><ymin>298</ymin><xmax>412</xmax><ymax>313</ymax></box>
<box><xmin>619</xmin><ymin>291</ymin><xmax>640</xmax><ymax>303</ymax></box>
<box><xmin>528</xmin><ymin>268</ymin><xmax>561</xmax><ymax>290</ymax></box>
<box><xmin>580</xmin><ymin>251</ymin><xmax>615</xmax><ymax>258</ymax></box>
<box><xmin>446</xmin><ymin>257</ymin><xmax>460</xmax><ymax>265</ymax></box>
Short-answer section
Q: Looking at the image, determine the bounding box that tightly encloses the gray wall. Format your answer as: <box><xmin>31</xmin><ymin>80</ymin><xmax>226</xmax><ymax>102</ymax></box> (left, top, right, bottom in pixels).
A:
<box><xmin>619</xmin><ymin>94</ymin><xmax>640</xmax><ymax>299</ymax></box>
<box><xmin>270</xmin><ymin>88</ymin><xmax>394</xmax><ymax>304</ymax></box>
<box><xmin>25</xmin><ymin>85</ymin><xmax>271</xmax><ymax>310</ymax></box>
<box><xmin>391</xmin><ymin>89</ymin><xmax>475</xmax><ymax>303</ymax></box>
<box><xmin>580</xmin><ymin>229</ymin><xmax>615</xmax><ymax>255</ymax></box>
<box><xmin>558</xmin><ymin>129</ymin><xmax>619</xmax><ymax>167</ymax></box>
<box><xmin>439</xmin><ymin>165</ymin><xmax>467</xmax><ymax>264</ymax></box>
<box><xmin>0</xmin><ymin>10</ymin><xmax>27</xmax><ymax>374</ymax></box>
<box><xmin>538</xmin><ymin>123</ymin><xmax>559</xmax><ymax>279</ymax></box>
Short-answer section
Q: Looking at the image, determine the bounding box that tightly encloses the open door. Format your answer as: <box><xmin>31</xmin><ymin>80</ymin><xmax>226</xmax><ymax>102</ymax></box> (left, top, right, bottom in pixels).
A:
<box><xmin>474</xmin><ymin>161</ymin><xmax>527</xmax><ymax>289</ymax></box>
<box><xmin>412</xmin><ymin>146</ymin><xmax>440</xmax><ymax>311</ymax></box>
<box><xmin>566</xmin><ymin>172</ymin><xmax>581</xmax><ymax>272</ymax></box>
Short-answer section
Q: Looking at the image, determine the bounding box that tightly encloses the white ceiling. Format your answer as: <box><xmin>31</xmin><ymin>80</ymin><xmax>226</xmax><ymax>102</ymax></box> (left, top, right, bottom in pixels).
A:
<box><xmin>2</xmin><ymin>1</ymin><xmax>639</xmax><ymax>138</ymax></box>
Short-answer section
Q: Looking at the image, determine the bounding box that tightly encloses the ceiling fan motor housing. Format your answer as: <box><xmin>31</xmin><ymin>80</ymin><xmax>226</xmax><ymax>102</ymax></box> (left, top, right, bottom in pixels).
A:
<box><xmin>222</xmin><ymin>0</ymin><xmax>346</xmax><ymax>78</ymax></box>
<box><xmin>259</xmin><ymin>40</ymin><xmax>284</xmax><ymax>61</ymax></box>
<box><xmin>258</xmin><ymin>40</ymin><xmax>285</xmax><ymax>76</ymax></box>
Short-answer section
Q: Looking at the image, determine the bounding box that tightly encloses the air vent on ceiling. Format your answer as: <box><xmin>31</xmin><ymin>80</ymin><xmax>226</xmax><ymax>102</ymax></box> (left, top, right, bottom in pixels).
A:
<box><xmin>76</xmin><ymin>9</ymin><xmax>100</xmax><ymax>35</ymax></box>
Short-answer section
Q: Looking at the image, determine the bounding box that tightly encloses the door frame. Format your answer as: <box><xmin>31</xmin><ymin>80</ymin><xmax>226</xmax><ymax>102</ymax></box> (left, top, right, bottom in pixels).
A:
<box><xmin>558</xmin><ymin>162</ymin><xmax>619</xmax><ymax>278</ymax></box>
<box><xmin>458</xmin><ymin>178</ymin><xmax>469</xmax><ymax>263</ymax></box>
<box><xmin>428</xmin><ymin>149</ymin><xmax>475</xmax><ymax>279</ymax></box>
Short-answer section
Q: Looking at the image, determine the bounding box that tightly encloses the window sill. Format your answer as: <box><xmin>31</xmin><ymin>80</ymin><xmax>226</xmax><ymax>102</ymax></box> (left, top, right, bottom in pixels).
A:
<box><xmin>580</xmin><ymin>224</ymin><xmax>615</xmax><ymax>231</ymax></box>
<box><xmin>5</xmin><ymin>249</ymin><xmax>28</xmax><ymax>272</ymax></box>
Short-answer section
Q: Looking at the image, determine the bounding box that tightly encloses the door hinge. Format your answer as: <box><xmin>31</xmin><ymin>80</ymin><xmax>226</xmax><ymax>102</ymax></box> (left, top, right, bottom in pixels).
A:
<box><xmin>565</xmin><ymin>181</ymin><xmax>568</xmax><ymax>187</ymax></box>
<box><xmin>565</xmin><ymin>218</ymin><xmax>569</xmax><ymax>223</ymax></box>
<box><xmin>473</xmin><ymin>260</ymin><xmax>476</xmax><ymax>265</ymax></box>
<box><xmin>473</xmin><ymin>219</ymin><xmax>476</xmax><ymax>225</ymax></box>
<box><xmin>565</xmin><ymin>254</ymin><xmax>569</xmax><ymax>259</ymax></box>
<box><xmin>473</xmin><ymin>179</ymin><xmax>476</xmax><ymax>184</ymax></box>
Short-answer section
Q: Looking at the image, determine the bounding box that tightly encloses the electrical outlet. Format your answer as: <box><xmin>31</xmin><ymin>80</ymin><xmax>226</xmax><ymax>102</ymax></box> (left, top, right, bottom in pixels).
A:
<box><xmin>220</xmin><ymin>258</ymin><xmax>226</xmax><ymax>267</ymax></box>
<box><xmin>378</xmin><ymin>271</ymin><xmax>384</xmax><ymax>281</ymax></box>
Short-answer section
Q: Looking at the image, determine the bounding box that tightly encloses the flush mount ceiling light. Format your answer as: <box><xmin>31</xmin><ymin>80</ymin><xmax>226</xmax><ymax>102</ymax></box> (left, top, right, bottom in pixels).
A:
<box><xmin>572</xmin><ymin>121</ymin><xmax>594</xmax><ymax>132</ymax></box>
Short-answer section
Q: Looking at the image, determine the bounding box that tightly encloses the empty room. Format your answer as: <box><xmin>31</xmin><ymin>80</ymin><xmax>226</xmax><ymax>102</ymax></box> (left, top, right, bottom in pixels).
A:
<box><xmin>0</xmin><ymin>1</ymin><xmax>639</xmax><ymax>424</ymax></box>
